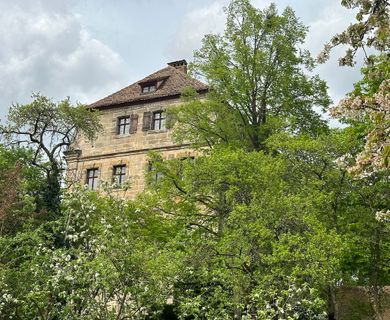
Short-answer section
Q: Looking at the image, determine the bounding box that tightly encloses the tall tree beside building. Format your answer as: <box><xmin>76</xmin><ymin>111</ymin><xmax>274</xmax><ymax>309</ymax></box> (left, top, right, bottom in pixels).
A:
<box><xmin>172</xmin><ymin>0</ymin><xmax>330</xmax><ymax>151</ymax></box>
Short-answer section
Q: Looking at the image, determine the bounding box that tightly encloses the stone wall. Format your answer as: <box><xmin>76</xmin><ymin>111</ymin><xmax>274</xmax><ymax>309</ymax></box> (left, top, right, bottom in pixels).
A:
<box><xmin>336</xmin><ymin>286</ymin><xmax>390</xmax><ymax>320</ymax></box>
<box><xmin>66</xmin><ymin>95</ymin><xmax>199</xmax><ymax>198</ymax></box>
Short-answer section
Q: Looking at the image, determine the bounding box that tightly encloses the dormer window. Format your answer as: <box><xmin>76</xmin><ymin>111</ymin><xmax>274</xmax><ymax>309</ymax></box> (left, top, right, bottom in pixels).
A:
<box><xmin>142</xmin><ymin>83</ymin><xmax>156</xmax><ymax>93</ymax></box>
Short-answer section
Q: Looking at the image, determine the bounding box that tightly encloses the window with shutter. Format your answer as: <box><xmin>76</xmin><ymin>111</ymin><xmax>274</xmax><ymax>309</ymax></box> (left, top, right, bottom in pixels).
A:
<box><xmin>117</xmin><ymin>116</ymin><xmax>130</xmax><ymax>135</ymax></box>
<box><xmin>152</xmin><ymin>111</ymin><xmax>166</xmax><ymax>130</ymax></box>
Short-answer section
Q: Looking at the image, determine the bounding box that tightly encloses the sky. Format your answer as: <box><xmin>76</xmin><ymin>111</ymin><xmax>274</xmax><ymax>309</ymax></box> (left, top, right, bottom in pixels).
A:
<box><xmin>0</xmin><ymin>0</ymin><xmax>364</xmax><ymax>122</ymax></box>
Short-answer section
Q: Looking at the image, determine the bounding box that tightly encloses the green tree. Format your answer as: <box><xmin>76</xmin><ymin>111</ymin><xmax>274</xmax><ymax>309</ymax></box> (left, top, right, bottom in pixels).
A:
<box><xmin>319</xmin><ymin>2</ymin><xmax>390</xmax><ymax>315</ymax></box>
<box><xmin>0</xmin><ymin>186</ymin><xmax>177</xmax><ymax>319</ymax></box>
<box><xmin>330</xmin><ymin>54</ymin><xmax>389</xmax><ymax>177</ymax></box>
<box><xmin>319</xmin><ymin>0</ymin><xmax>389</xmax><ymax>66</ymax></box>
<box><xmin>0</xmin><ymin>94</ymin><xmax>102</xmax><ymax>213</ymax></box>
<box><xmin>172</xmin><ymin>0</ymin><xmax>330</xmax><ymax>151</ymax></box>
<box><xmin>0</xmin><ymin>145</ymin><xmax>43</xmax><ymax>235</ymax></box>
<box><xmin>142</xmin><ymin>148</ymin><xmax>342</xmax><ymax>319</ymax></box>
<box><xmin>268</xmin><ymin>129</ymin><xmax>390</xmax><ymax>319</ymax></box>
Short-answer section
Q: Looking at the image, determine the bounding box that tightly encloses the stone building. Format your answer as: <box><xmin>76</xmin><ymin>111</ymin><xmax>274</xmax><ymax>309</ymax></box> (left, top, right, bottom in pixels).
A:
<box><xmin>65</xmin><ymin>60</ymin><xmax>208</xmax><ymax>198</ymax></box>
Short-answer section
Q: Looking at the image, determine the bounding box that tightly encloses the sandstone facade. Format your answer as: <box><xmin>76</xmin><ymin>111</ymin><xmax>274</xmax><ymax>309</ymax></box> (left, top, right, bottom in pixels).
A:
<box><xmin>66</xmin><ymin>60</ymin><xmax>207</xmax><ymax>198</ymax></box>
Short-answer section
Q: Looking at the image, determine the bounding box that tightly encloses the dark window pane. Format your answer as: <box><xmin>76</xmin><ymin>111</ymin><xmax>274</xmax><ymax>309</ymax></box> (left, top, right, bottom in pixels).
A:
<box><xmin>113</xmin><ymin>165</ymin><xmax>126</xmax><ymax>186</ymax></box>
<box><xmin>142</xmin><ymin>83</ymin><xmax>156</xmax><ymax>93</ymax></box>
<box><xmin>118</xmin><ymin>116</ymin><xmax>130</xmax><ymax>135</ymax></box>
<box><xmin>86</xmin><ymin>168</ymin><xmax>99</xmax><ymax>190</ymax></box>
<box><xmin>152</xmin><ymin>111</ymin><xmax>166</xmax><ymax>130</ymax></box>
<box><xmin>148</xmin><ymin>161</ymin><xmax>163</xmax><ymax>183</ymax></box>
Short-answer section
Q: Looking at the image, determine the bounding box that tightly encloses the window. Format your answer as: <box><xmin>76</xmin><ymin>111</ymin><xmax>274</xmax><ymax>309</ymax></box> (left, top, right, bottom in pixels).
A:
<box><xmin>177</xmin><ymin>156</ymin><xmax>195</xmax><ymax>177</ymax></box>
<box><xmin>86</xmin><ymin>168</ymin><xmax>99</xmax><ymax>190</ymax></box>
<box><xmin>148</xmin><ymin>161</ymin><xmax>163</xmax><ymax>183</ymax></box>
<box><xmin>117</xmin><ymin>116</ymin><xmax>130</xmax><ymax>135</ymax></box>
<box><xmin>181</xmin><ymin>156</ymin><xmax>195</xmax><ymax>164</ymax></box>
<box><xmin>113</xmin><ymin>165</ymin><xmax>126</xmax><ymax>186</ymax></box>
<box><xmin>142</xmin><ymin>83</ymin><xmax>156</xmax><ymax>93</ymax></box>
<box><xmin>152</xmin><ymin>111</ymin><xmax>166</xmax><ymax>130</ymax></box>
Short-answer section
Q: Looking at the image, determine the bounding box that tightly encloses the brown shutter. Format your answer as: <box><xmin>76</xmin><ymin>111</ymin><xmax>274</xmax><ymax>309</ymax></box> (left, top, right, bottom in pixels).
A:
<box><xmin>142</xmin><ymin>111</ymin><xmax>152</xmax><ymax>131</ymax></box>
<box><xmin>129</xmin><ymin>114</ymin><xmax>139</xmax><ymax>133</ymax></box>
<box><xmin>116</xmin><ymin>118</ymin><xmax>121</xmax><ymax>134</ymax></box>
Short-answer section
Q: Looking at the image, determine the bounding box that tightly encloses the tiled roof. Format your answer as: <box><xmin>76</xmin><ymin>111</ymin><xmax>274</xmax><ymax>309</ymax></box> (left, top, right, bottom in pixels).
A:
<box><xmin>88</xmin><ymin>64</ymin><xmax>208</xmax><ymax>109</ymax></box>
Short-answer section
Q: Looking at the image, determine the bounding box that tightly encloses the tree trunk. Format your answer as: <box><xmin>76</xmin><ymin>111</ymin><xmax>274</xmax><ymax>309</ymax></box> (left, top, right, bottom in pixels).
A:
<box><xmin>369</xmin><ymin>224</ymin><xmax>383</xmax><ymax>320</ymax></box>
<box><xmin>43</xmin><ymin>169</ymin><xmax>61</xmax><ymax>214</ymax></box>
<box><xmin>327</xmin><ymin>285</ymin><xmax>338</xmax><ymax>320</ymax></box>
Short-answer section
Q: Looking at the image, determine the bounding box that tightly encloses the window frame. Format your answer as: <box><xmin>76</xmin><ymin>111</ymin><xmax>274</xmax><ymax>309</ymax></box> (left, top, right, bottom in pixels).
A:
<box><xmin>141</xmin><ymin>83</ymin><xmax>157</xmax><ymax>93</ymax></box>
<box><xmin>112</xmin><ymin>164</ymin><xmax>127</xmax><ymax>187</ymax></box>
<box><xmin>152</xmin><ymin>110</ymin><xmax>166</xmax><ymax>131</ymax></box>
<box><xmin>86</xmin><ymin>168</ymin><xmax>99</xmax><ymax>190</ymax></box>
<box><xmin>148</xmin><ymin>161</ymin><xmax>163</xmax><ymax>183</ymax></box>
<box><xmin>117</xmin><ymin>116</ymin><xmax>131</xmax><ymax>135</ymax></box>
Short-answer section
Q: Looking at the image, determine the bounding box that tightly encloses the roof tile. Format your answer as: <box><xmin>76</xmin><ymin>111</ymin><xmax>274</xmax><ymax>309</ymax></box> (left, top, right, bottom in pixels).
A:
<box><xmin>89</xmin><ymin>65</ymin><xmax>208</xmax><ymax>109</ymax></box>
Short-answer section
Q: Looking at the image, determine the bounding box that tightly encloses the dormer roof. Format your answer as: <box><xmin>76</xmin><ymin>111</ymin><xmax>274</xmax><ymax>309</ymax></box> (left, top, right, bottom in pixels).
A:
<box><xmin>88</xmin><ymin>60</ymin><xmax>208</xmax><ymax>109</ymax></box>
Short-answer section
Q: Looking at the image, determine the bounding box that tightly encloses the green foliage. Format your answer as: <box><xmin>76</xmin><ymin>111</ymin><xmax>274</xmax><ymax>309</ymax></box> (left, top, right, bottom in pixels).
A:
<box><xmin>319</xmin><ymin>0</ymin><xmax>389</xmax><ymax>66</ymax></box>
<box><xmin>0</xmin><ymin>1</ymin><xmax>388</xmax><ymax>319</ymax></box>
<box><xmin>2</xmin><ymin>93</ymin><xmax>102</xmax><ymax>144</ymax></box>
<box><xmin>177</xmin><ymin>0</ymin><xmax>330</xmax><ymax>151</ymax></box>
<box><xmin>142</xmin><ymin>126</ymin><xmax>389</xmax><ymax>318</ymax></box>
<box><xmin>0</xmin><ymin>145</ymin><xmax>46</xmax><ymax>235</ymax></box>
<box><xmin>0</xmin><ymin>187</ymin><xmax>179</xmax><ymax>319</ymax></box>
<box><xmin>142</xmin><ymin>147</ymin><xmax>345</xmax><ymax>318</ymax></box>
<box><xmin>351</xmin><ymin>54</ymin><xmax>390</xmax><ymax>97</ymax></box>
<box><xmin>0</xmin><ymin>93</ymin><xmax>103</xmax><ymax>213</ymax></box>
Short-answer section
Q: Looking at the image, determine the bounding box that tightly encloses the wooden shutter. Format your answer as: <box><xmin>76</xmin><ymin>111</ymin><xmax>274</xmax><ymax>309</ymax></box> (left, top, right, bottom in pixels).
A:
<box><xmin>116</xmin><ymin>117</ymin><xmax>121</xmax><ymax>134</ymax></box>
<box><xmin>129</xmin><ymin>114</ymin><xmax>139</xmax><ymax>133</ymax></box>
<box><xmin>142</xmin><ymin>111</ymin><xmax>152</xmax><ymax>131</ymax></box>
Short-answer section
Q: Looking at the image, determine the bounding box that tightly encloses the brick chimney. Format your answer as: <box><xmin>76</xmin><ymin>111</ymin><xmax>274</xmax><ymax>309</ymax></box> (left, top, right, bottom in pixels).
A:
<box><xmin>168</xmin><ymin>59</ymin><xmax>187</xmax><ymax>74</ymax></box>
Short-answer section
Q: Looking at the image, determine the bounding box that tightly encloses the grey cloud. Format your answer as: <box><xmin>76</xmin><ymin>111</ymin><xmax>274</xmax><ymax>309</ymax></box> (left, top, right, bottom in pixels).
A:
<box><xmin>0</xmin><ymin>0</ymin><xmax>130</xmax><ymax>119</ymax></box>
<box><xmin>165</xmin><ymin>0</ymin><xmax>227</xmax><ymax>60</ymax></box>
<box><xmin>166</xmin><ymin>0</ymin><xmax>363</xmax><ymax>126</ymax></box>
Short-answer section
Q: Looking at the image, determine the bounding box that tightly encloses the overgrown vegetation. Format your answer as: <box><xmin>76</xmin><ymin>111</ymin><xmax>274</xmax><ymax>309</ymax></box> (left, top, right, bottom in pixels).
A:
<box><xmin>0</xmin><ymin>0</ymin><xmax>388</xmax><ymax>319</ymax></box>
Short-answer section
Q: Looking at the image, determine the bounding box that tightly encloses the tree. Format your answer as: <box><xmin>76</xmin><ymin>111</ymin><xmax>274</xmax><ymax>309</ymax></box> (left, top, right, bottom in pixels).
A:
<box><xmin>146</xmin><ymin>114</ymin><xmax>389</xmax><ymax>319</ymax></box>
<box><xmin>0</xmin><ymin>186</ymin><xmax>178</xmax><ymax>319</ymax></box>
<box><xmin>318</xmin><ymin>0</ymin><xmax>389</xmax><ymax>66</ymax></box>
<box><xmin>173</xmin><ymin>0</ymin><xmax>330</xmax><ymax>151</ymax></box>
<box><xmin>0</xmin><ymin>146</ymin><xmax>44</xmax><ymax>235</ymax></box>
<box><xmin>319</xmin><ymin>12</ymin><xmax>390</xmax><ymax>307</ymax></box>
<box><xmin>268</xmin><ymin>129</ymin><xmax>390</xmax><ymax>319</ymax></box>
<box><xmin>319</xmin><ymin>0</ymin><xmax>389</xmax><ymax>178</ymax></box>
<box><xmin>0</xmin><ymin>94</ymin><xmax>102</xmax><ymax>213</ymax></box>
<box><xmin>330</xmin><ymin>54</ymin><xmax>389</xmax><ymax>178</ymax></box>
<box><xmin>142</xmin><ymin>148</ymin><xmax>342</xmax><ymax>319</ymax></box>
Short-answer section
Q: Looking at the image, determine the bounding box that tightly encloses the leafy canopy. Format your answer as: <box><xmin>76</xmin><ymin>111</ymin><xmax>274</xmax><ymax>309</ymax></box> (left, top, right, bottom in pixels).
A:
<box><xmin>0</xmin><ymin>93</ymin><xmax>103</xmax><ymax>213</ymax></box>
<box><xmin>172</xmin><ymin>0</ymin><xmax>330</xmax><ymax>151</ymax></box>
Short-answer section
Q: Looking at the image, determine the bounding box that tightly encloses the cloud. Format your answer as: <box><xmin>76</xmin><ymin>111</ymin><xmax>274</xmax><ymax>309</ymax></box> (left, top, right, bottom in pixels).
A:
<box><xmin>168</xmin><ymin>0</ymin><xmax>363</xmax><ymax>125</ymax></box>
<box><xmin>304</xmin><ymin>3</ymin><xmax>363</xmax><ymax>104</ymax></box>
<box><xmin>165</xmin><ymin>0</ymin><xmax>227</xmax><ymax>60</ymax></box>
<box><xmin>0</xmin><ymin>0</ymin><xmax>130</xmax><ymax>119</ymax></box>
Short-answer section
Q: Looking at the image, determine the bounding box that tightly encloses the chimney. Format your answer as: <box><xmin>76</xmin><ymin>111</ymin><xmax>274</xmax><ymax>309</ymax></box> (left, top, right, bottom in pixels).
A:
<box><xmin>167</xmin><ymin>59</ymin><xmax>187</xmax><ymax>74</ymax></box>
